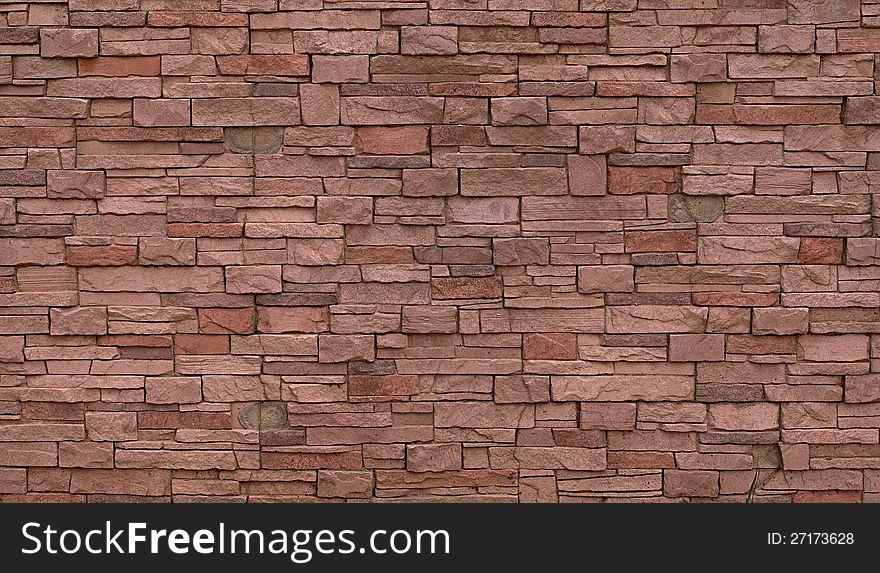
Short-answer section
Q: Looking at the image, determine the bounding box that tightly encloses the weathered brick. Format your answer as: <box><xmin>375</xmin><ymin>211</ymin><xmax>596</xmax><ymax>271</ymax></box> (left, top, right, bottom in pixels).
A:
<box><xmin>523</xmin><ymin>333</ymin><xmax>577</xmax><ymax>361</ymax></box>
<box><xmin>317</xmin><ymin>470</ymin><xmax>373</xmax><ymax>498</ymax></box>
<box><xmin>70</xmin><ymin>469</ymin><xmax>171</xmax><ymax>496</ymax></box>
<box><xmin>552</xmin><ymin>376</ymin><xmax>693</xmax><ymax>402</ymax></box>
<box><xmin>407</xmin><ymin>444</ymin><xmax>461</xmax><ymax>472</ymax></box>
<box><xmin>798</xmin><ymin>335</ymin><xmax>869</xmax><ymax>362</ymax></box>
<box><xmin>225</xmin><ymin>265</ymin><xmax>282</xmax><ymax>294</ymax></box>
<box><xmin>48</xmin><ymin>170</ymin><xmax>105</xmax><ymax>199</ymax></box>
<box><xmin>356</xmin><ymin>126</ymin><xmax>428</xmax><ymax>155</ymax></box>
<box><xmin>664</xmin><ymin>470</ymin><xmax>719</xmax><ymax>498</ymax></box>
<box><xmin>133</xmin><ymin>99</ymin><xmax>190</xmax><ymax>127</ymax></box>
<box><xmin>709</xmin><ymin>403</ymin><xmax>779</xmax><ymax>431</ymax></box>
<box><xmin>85</xmin><ymin>412</ymin><xmax>137</xmax><ymax>441</ymax></box>
<box><xmin>668</xmin><ymin>334</ymin><xmax>725</xmax><ymax>362</ymax></box>
<box><xmin>41</xmin><ymin>29</ymin><xmax>98</xmax><ymax>58</ymax></box>
<box><xmin>753</xmin><ymin>308</ymin><xmax>809</xmax><ymax>335</ymax></box>
<box><xmin>580</xmin><ymin>403</ymin><xmax>636</xmax><ymax>431</ymax></box>
<box><xmin>192</xmin><ymin>98</ymin><xmax>300</xmax><ymax>126</ymax></box>
<box><xmin>49</xmin><ymin>307</ymin><xmax>107</xmax><ymax>336</ymax></box>
<box><xmin>578</xmin><ymin>265</ymin><xmax>634</xmax><ymax>294</ymax></box>
<box><xmin>319</xmin><ymin>335</ymin><xmax>375</xmax><ymax>363</ymax></box>
<box><xmin>145</xmin><ymin>377</ymin><xmax>202</xmax><ymax>404</ymax></box>
<box><xmin>670</xmin><ymin>54</ymin><xmax>727</xmax><ymax>83</ymax></box>
<box><xmin>434</xmin><ymin>403</ymin><xmax>534</xmax><ymax>428</ymax></box>
<box><xmin>401</xmin><ymin>26</ymin><xmax>457</xmax><ymax>55</ymax></box>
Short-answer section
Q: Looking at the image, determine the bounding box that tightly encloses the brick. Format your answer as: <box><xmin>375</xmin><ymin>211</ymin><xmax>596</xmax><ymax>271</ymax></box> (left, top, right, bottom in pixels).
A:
<box><xmin>0</xmin><ymin>336</ymin><xmax>25</xmax><ymax>363</ymax></box>
<box><xmin>192</xmin><ymin>28</ymin><xmax>249</xmax><ymax>55</ymax></box>
<box><xmin>664</xmin><ymin>470</ymin><xmax>719</xmax><ymax>498</ymax></box>
<box><xmin>491</xmin><ymin>98</ymin><xmax>548</xmax><ymax>126</ymax></box>
<box><xmin>257</xmin><ymin>306</ymin><xmax>328</xmax><ymax>333</ymax></box>
<box><xmin>355</xmin><ymin>126</ymin><xmax>428</xmax><ymax>155</ymax></box>
<box><xmin>41</xmin><ymin>29</ymin><xmax>98</xmax><ymax>58</ymax></box>
<box><xmin>523</xmin><ymin>333</ymin><xmax>577</xmax><ymax>361</ymax></box>
<box><xmin>580</xmin><ymin>403</ymin><xmax>636</xmax><ymax>431</ymax></box>
<box><xmin>312</xmin><ymin>56</ymin><xmax>369</xmax><ymax>83</ymax></box>
<box><xmin>79</xmin><ymin>267</ymin><xmax>224</xmax><ymax>293</ymax></box>
<box><xmin>58</xmin><ymin>442</ymin><xmax>113</xmax><ymax>468</ymax></box>
<box><xmin>781</xmin><ymin>443</ymin><xmax>809</xmax><ymax>471</ymax></box>
<box><xmin>70</xmin><ymin>469</ymin><xmax>171</xmax><ymax>496</ymax></box>
<box><xmin>50</xmin><ymin>307</ymin><xmax>107</xmax><ymax>336</ymax></box>
<box><xmin>133</xmin><ymin>99</ymin><xmax>190</xmax><ymax>127</ymax></box>
<box><xmin>567</xmin><ymin>154</ymin><xmax>607</xmax><ymax>196</ymax></box>
<box><xmin>139</xmin><ymin>237</ymin><xmax>196</xmax><ymax>266</ymax></box>
<box><xmin>607</xmin><ymin>306</ymin><xmax>707</xmax><ymax>334</ymax></box>
<box><xmin>48</xmin><ymin>78</ymin><xmax>160</xmax><ymax>98</ymax></box>
<box><xmin>728</xmin><ymin>54</ymin><xmax>820</xmax><ymax>78</ymax></box>
<box><xmin>192</xmin><ymin>98</ymin><xmax>300</xmax><ymax>126</ymax></box>
<box><xmin>579</xmin><ymin>126</ymin><xmax>635</xmax><ymax>154</ymax></box>
<box><xmin>199</xmin><ymin>308</ymin><xmax>254</xmax><ymax>335</ymax></box>
<box><xmin>434</xmin><ymin>403</ymin><xmax>534</xmax><ymax>429</ymax></box>
<box><xmin>668</xmin><ymin>334</ymin><xmax>725</xmax><ymax>362</ymax></box>
<box><xmin>69</xmin><ymin>245</ymin><xmax>138</xmax><ymax>266</ymax></box>
<box><xmin>753</xmin><ymin>308</ymin><xmax>809</xmax><ymax>335</ymax></box>
<box><xmin>175</xmin><ymin>334</ymin><xmax>229</xmax><ymax>355</ymax></box>
<box><xmin>578</xmin><ymin>265</ymin><xmax>634</xmax><ymax>294</ymax></box>
<box><xmin>461</xmin><ymin>168</ymin><xmax>568</xmax><ymax>196</ymax></box>
<box><xmin>552</xmin><ymin>376</ymin><xmax>693</xmax><ymax>402</ymax></box>
<box><xmin>319</xmin><ymin>335</ymin><xmax>374</xmax><ymax>363</ymax></box>
<box><xmin>626</xmin><ymin>230</ymin><xmax>696</xmax><ymax>253</ymax></box>
<box><xmin>670</xmin><ymin>54</ymin><xmax>727</xmax><ymax>83</ymax></box>
<box><xmin>348</xmin><ymin>375</ymin><xmax>417</xmax><ymax>397</ymax></box>
<box><xmin>202</xmin><ymin>375</ymin><xmax>266</xmax><ymax>402</ymax></box>
<box><xmin>709</xmin><ymin>403</ymin><xmax>778</xmax><ymax>431</ymax></box>
<box><xmin>446</xmin><ymin>197</ymin><xmax>517</xmax><ymax>225</ymax></box>
<box><xmin>491</xmin><ymin>447</ymin><xmax>605</xmax><ymax>471</ymax></box>
<box><xmin>401</xmin><ymin>307</ymin><xmax>457</xmax><ymax>333</ymax></box>
<box><xmin>788</xmin><ymin>0</ymin><xmax>859</xmax><ymax>25</ymax></box>
<box><xmin>145</xmin><ymin>377</ymin><xmax>202</xmax><ymax>404</ymax></box>
<box><xmin>317</xmin><ymin>470</ymin><xmax>373</xmax><ymax>498</ymax></box>
<box><xmin>225</xmin><ymin>265</ymin><xmax>282</xmax><ymax>294</ymax></box>
<box><xmin>48</xmin><ymin>170</ymin><xmax>105</xmax><ymax>199</ymax></box>
<box><xmin>798</xmin><ymin>335</ymin><xmax>869</xmax><ymax>362</ymax></box>
<box><xmin>300</xmin><ymin>84</ymin><xmax>340</xmax><ymax>126</ymax></box>
<box><xmin>845</xmin><ymin>375</ymin><xmax>880</xmax><ymax>404</ymax></box>
<box><xmin>407</xmin><ymin>444</ymin><xmax>461</xmax><ymax>472</ymax></box>
<box><xmin>80</xmin><ymin>56</ymin><xmax>161</xmax><ymax>77</ymax></box>
<box><xmin>401</xmin><ymin>26</ymin><xmax>457</xmax><ymax>55</ymax></box>
<box><xmin>342</xmin><ymin>97</ymin><xmax>444</xmax><ymax>125</ymax></box>
<box><xmin>0</xmin><ymin>127</ymin><xmax>72</xmax><ymax>147</ymax></box>
<box><xmin>85</xmin><ymin>412</ymin><xmax>137</xmax><ymax>441</ymax></box>
<box><xmin>758</xmin><ymin>25</ymin><xmax>814</xmax><ymax>53</ymax></box>
<box><xmin>376</xmin><ymin>469</ymin><xmax>516</xmax><ymax>489</ymax></box>
<box><xmin>316</xmin><ymin>196</ymin><xmax>372</xmax><ymax>224</ymax></box>
<box><xmin>699</xmin><ymin>237</ymin><xmax>799</xmax><ymax>264</ymax></box>
<box><xmin>847</xmin><ymin>238</ymin><xmax>880</xmax><ymax>266</ymax></box>
<box><xmin>493</xmin><ymin>238</ymin><xmax>549</xmax><ymax>266</ymax></box>
<box><xmin>764</xmin><ymin>469</ymin><xmax>863</xmax><ymax>492</ymax></box>
<box><xmin>494</xmin><ymin>375</ymin><xmax>550</xmax><ymax>403</ymax></box>
<box><xmin>402</xmin><ymin>168</ymin><xmax>458</xmax><ymax>197</ymax></box>
<box><xmin>0</xmin><ymin>443</ymin><xmax>57</xmax><ymax>467</ymax></box>
<box><xmin>431</xmin><ymin>277</ymin><xmax>502</xmax><ymax>300</ymax></box>
<box><xmin>608</xmin><ymin>430</ymin><xmax>696</xmax><ymax>452</ymax></box>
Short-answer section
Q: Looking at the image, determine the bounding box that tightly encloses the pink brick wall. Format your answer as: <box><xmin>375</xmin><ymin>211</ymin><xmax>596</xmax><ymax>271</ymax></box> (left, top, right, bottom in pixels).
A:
<box><xmin>0</xmin><ymin>0</ymin><xmax>879</xmax><ymax>502</ymax></box>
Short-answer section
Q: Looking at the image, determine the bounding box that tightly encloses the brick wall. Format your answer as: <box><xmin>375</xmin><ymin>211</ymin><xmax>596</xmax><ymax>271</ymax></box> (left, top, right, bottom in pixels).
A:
<box><xmin>0</xmin><ymin>0</ymin><xmax>879</xmax><ymax>502</ymax></box>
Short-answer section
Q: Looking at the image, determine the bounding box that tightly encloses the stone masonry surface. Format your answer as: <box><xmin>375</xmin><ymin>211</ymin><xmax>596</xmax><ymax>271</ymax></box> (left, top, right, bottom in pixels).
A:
<box><xmin>1</xmin><ymin>0</ymin><xmax>880</xmax><ymax>503</ymax></box>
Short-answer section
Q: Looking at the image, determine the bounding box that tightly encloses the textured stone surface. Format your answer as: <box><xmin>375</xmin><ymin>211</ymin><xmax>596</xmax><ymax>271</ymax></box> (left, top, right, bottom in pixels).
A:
<box><xmin>0</xmin><ymin>3</ymin><xmax>876</xmax><ymax>504</ymax></box>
